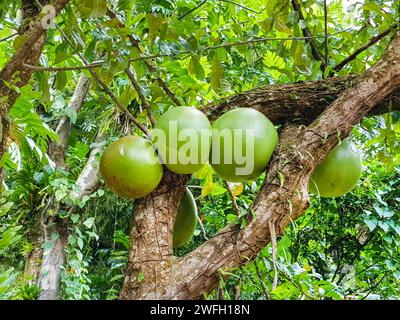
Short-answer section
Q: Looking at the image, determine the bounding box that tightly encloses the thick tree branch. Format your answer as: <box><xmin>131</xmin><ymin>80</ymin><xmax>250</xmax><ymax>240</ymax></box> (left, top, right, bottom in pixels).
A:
<box><xmin>0</xmin><ymin>0</ymin><xmax>69</xmax><ymax>105</ymax></box>
<box><xmin>167</xmin><ymin>33</ymin><xmax>400</xmax><ymax>300</ymax></box>
<box><xmin>25</xmin><ymin>72</ymin><xmax>91</xmax><ymax>300</ymax></box>
<box><xmin>71</xmin><ymin>131</ymin><xmax>105</xmax><ymax>200</ymax></box>
<box><xmin>206</xmin><ymin>76</ymin><xmax>400</xmax><ymax>125</ymax></box>
<box><xmin>120</xmin><ymin>171</ymin><xmax>190</xmax><ymax>299</ymax></box>
<box><xmin>120</xmin><ymin>33</ymin><xmax>400</xmax><ymax>299</ymax></box>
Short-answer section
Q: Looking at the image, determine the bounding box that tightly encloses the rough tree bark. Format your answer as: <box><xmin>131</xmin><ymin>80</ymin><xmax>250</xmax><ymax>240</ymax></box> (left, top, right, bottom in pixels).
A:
<box><xmin>206</xmin><ymin>76</ymin><xmax>400</xmax><ymax>124</ymax></box>
<box><xmin>119</xmin><ymin>33</ymin><xmax>400</xmax><ymax>300</ymax></box>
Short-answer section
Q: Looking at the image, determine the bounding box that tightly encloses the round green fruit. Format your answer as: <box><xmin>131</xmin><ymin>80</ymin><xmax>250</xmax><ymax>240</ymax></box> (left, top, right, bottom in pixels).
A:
<box><xmin>153</xmin><ymin>106</ymin><xmax>211</xmax><ymax>174</ymax></box>
<box><xmin>210</xmin><ymin>108</ymin><xmax>278</xmax><ymax>182</ymax></box>
<box><xmin>100</xmin><ymin>135</ymin><xmax>163</xmax><ymax>199</ymax></box>
<box><xmin>173</xmin><ymin>188</ymin><xmax>198</xmax><ymax>248</ymax></box>
<box><xmin>309</xmin><ymin>139</ymin><xmax>362</xmax><ymax>198</ymax></box>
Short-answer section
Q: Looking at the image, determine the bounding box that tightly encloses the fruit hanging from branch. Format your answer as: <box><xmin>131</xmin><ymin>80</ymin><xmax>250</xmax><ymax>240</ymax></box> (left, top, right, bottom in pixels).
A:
<box><xmin>309</xmin><ymin>138</ymin><xmax>362</xmax><ymax>198</ymax></box>
<box><xmin>173</xmin><ymin>188</ymin><xmax>198</xmax><ymax>248</ymax></box>
<box><xmin>210</xmin><ymin>108</ymin><xmax>278</xmax><ymax>182</ymax></box>
<box><xmin>153</xmin><ymin>106</ymin><xmax>212</xmax><ymax>174</ymax></box>
<box><xmin>100</xmin><ymin>135</ymin><xmax>163</xmax><ymax>199</ymax></box>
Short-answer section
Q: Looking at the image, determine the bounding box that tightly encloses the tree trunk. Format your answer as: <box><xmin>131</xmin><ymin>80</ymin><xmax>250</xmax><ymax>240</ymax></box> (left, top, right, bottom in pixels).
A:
<box><xmin>37</xmin><ymin>220</ymin><xmax>68</xmax><ymax>300</ymax></box>
<box><xmin>22</xmin><ymin>72</ymin><xmax>91</xmax><ymax>300</ymax></box>
<box><xmin>120</xmin><ymin>33</ymin><xmax>400</xmax><ymax>300</ymax></box>
<box><xmin>120</xmin><ymin>171</ymin><xmax>189</xmax><ymax>299</ymax></box>
<box><xmin>36</xmin><ymin>133</ymin><xmax>104</xmax><ymax>300</ymax></box>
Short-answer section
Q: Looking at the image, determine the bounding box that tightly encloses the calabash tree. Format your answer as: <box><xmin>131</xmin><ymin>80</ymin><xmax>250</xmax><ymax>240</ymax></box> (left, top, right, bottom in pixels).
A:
<box><xmin>0</xmin><ymin>0</ymin><xmax>399</xmax><ymax>300</ymax></box>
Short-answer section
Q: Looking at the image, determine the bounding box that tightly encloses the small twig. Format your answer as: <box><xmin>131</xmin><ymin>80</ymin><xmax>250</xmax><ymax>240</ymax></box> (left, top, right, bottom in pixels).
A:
<box><xmin>268</xmin><ymin>220</ymin><xmax>278</xmax><ymax>290</ymax></box>
<box><xmin>125</xmin><ymin>67</ymin><xmax>156</xmax><ymax>127</ymax></box>
<box><xmin>291</xmin><ymin>0</ymin><xmax>326</xmax><ymax>72</ymax></box>
<box><xmin>253</xmin><ymin>260</ymin><xmax>271</xmax><ymax>299</ymax></box>
<box><xmin>197</xmin><ymin>216</ymin><xmax>209</xmax><ymax>240</ymax></box>
<box><xmin>179</xmin><ymin>0</ymin><xmax>208</xmax><ymax>20</ymax></box>
<box><xmin>218</xmin><ymin>0</ymin><xmax>261</xmax><ymax>14</ymax></box>
<box><xmin>360</xmin><ymin>271</ymin><xmax>390</xmax><ymax>300</ymax></box>
<box><xmin>106</xmin><ymin>9</ymin><xmax>182</xmax><ymax>106</ymax></box>
<box><xmin>22</xmin><ymin>62</ymin><xmax>103</xmax><ymax>72</ymax></box>
<box><xmin>0</xmin><ymin>32</ymin><xmax>18</xmax><ymax>43</ymax></box>
<box><xmin>324</xmin><ymin>0</ymin><xmax>329</xmax><ymax>77</ymax></box>
<box><xmin>224</xmin><ymin>180</ymin><xmax>241</xmax><ymax>216</ymax></box>
<box><xmin>332</xmin><ymin>26</ymin><xmax>396</xmax><ymax>74</ymax></box>
<box><xmin>111</xmin><ymin>48</ymin><xmax>156</xmax><ymax>127</ymax></box>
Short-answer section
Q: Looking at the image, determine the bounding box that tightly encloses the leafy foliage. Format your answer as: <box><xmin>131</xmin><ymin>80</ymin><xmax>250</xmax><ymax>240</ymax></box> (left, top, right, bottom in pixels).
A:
<box><xmin>0</xmin><ymin>0</ymin><xmax>399</xmax><ymax>300</ymax></box>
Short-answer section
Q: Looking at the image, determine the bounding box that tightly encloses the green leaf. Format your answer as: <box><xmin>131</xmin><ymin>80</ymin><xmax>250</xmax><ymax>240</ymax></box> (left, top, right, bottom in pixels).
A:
<box><xmin>78</xmin><ymin>0</ymin><xmax>107</xmax><ymax>19</ymax></box>
<box><xmin>55</xmin><ymin>71</ymin><xmax>68</xmax><ymax>91</ymax></box>
<box><xmin>41</xmin><ymin>242</ymin><xmax>54</xmax><ymax>250</ymax></box>
<box><xmin>68</xmin><ymin>235</ymin><xmax>76</xmax><ymax>246</ymax></box>
<box><xmin>264</xmin><ymin>50</ymin><xmax>285</xmax><ymax>80</ymax></box>
<box><xmin>77</xmin><ymin>237</ymin><xmax>84</xmax><ymax>250</ymax></box>
<box><xmin>137</xmin><ymin>272</ymin><xmax>145</xmax><ymax>282</ymax></box>
<box><xmin>147</xmin><ymin>14</ymin><xmax>163</xmax><ymax>45</ymax></box>
<box><xmin>364</xmin><ymin>217</ymin><xmax>378</xmax><ymax>231</ymax></box>
<box><xmin>226</xmin><ymin>214</ymin><xmax>239</xmax><ymax>225</ymax></box>
<box><xmin>210</xmin><ymin>57</ymin><xmax>229</xmax><ymax>93</ymax></box>
<box><xmin>65</xmin><ymin>107</ymin><xmax>78</xmax><ymax>125</ymax></box>
<box><xmin>83</xmin><ymin>217</ymin><xmax>95</xmax><ymax>229</ymax></box>
<box><xmin>189</xmin><ymin>55</ymin><xmax>205</xmax><ymax>80</ymax></box>
<box><xmin>71</xmin><ymin>214</ymin><xmax>80</xmax><ymax>224</ymax></box>
<box><xmin>51</xmin><ymin>232</ymin><xmax>59</xmax><ymax>241</ymax></box>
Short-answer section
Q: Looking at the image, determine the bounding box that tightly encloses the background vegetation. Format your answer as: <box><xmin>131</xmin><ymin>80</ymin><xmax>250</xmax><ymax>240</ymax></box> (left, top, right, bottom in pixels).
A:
<box><xmin>0</xmin><ymin>0</ymin><xmax>399</xmax><ymax>300</ymax></box>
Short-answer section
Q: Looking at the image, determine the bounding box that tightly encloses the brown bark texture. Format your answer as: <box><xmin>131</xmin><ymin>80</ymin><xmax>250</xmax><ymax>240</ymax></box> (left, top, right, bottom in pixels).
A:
<box><xmin>119</xmin><ymin>33</ymin><xmax>400</xmax><ymax>300</ymax></box>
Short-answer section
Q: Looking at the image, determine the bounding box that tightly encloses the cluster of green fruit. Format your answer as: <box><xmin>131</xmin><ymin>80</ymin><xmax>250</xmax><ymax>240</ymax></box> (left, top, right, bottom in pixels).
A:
<box><xmin>100</xmin><ymin>107</ymin><xmax>279</xmax><ymax>199</ymax></box>
<box><xmin>99</xmin><ymin>106</ymin><xmax>362</xmax><ymax>247</ymax></box>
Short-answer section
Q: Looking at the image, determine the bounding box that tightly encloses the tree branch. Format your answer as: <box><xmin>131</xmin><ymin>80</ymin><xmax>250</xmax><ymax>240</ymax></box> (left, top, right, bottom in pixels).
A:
<box><xmin>120</xmin><ymin>33</ymin><xmax>400</xmax><ymax>299</ymax></box>
<box><xmin>291</xmin><ymin>0</ymin><xmax>326</xmax><ymax>72</ymax></box>
<box><xmin>37</xmin><ymin>129</ymin><xmax>105</xmax><ymax>300</ymax></box>
<box><xmin>178</xmin><ymin>0</ymin><xmax>208</xmax><ymax>20</ymax></box>
<box><xmin>106</xmin><ymin>9</ymin><xmax>182</xmax><ymax>106</ymax></box>
<box><xmin>217</xmin><ymin>0</ymin><xmax>261</xmax><ymax>14</ymax></box>
<box><xmin>206</xmin><ymin>76</ymin><xmax>400</xmax><ymax>125</ymax></box>
<box><xmin>168</xmin><ymin>32</ymin><xmax>400</xmax><ymax>300</ymax></box>
<box><xmin>22</xmin><ymin>35</ymin><xmax>339</xmax><ymax>73</ymax></box>
<box><xmin>111</xmin><ymin>49</ymin><xmax>156</xmax><ymax>127</ymax></box>
<box><xmin>51</xmin><ymin>23</ymin><xmax>150</xmax><ymax>137</ymax></box>
<box><xmin>332</xmin><ymin>26</ymin><xmax>396</xmax><ymax>74</ymax></box>
<box><xmin>49</xmin><ymin>73</ymin><xmax>90</xmax><ymax>168</ymax></box>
